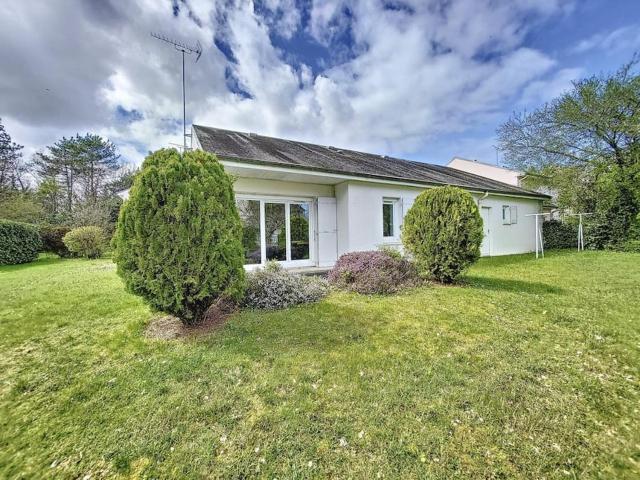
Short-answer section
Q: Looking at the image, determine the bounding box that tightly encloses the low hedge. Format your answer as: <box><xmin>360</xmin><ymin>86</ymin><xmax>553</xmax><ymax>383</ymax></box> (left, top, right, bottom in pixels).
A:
<box><xmin>0</xmin><ymin>220</ymin><xmax>42</xmax><ymax>265</ymax></box>
<box><xmin>542</xmin><ymin>220</ymin><xmax>578</xmax><ymax>249</ymax></box>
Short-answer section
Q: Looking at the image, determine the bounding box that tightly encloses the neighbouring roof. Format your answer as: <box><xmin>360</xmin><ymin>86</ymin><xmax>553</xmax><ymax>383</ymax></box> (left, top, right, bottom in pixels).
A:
<box><xmin>448</xmin><ymin>156</ymin><xmax>524</xmax><ymax>176</ymax></box>
<box><xmin>193</xmin><ymin>125</ymin><xmax>549</xmax><ymax>199</ymax></box>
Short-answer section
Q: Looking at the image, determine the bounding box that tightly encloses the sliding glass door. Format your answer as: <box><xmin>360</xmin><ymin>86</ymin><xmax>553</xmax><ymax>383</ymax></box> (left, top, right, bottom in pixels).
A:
<box><xmin>237</xmin><ymin>197</ymin><xmax>313</xmax><ymax>267</ymax></box>
<box><xmin>265</xmin><ymin>202</ymin><xmax>287</xmax><ymax>261</ymax></box>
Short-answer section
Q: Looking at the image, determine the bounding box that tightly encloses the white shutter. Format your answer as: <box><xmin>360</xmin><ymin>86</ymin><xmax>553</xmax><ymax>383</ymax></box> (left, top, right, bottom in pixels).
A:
<box><xmin>317</xmin><ymin>197</ymin><xmax>338</xmax><ymax>267</ymax></box>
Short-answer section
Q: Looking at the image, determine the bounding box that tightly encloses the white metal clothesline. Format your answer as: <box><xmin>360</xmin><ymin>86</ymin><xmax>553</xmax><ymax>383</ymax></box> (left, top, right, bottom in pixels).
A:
<box><xmin>525</xmin><ymin>213</ymin><xmax>549</xmax><ymax>259</ymax></box>
<box><xmin>564</xmin><ymin>213</ymin><xmax>594</xmax><ymax>251</ymax></box>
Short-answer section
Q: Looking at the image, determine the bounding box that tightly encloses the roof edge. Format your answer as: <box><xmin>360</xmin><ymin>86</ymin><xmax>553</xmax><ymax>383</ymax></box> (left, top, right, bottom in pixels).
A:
<box><xmin>219</xmin><ymin>155</ymin><xmax>551</xmax><ymax>200</ymax></box>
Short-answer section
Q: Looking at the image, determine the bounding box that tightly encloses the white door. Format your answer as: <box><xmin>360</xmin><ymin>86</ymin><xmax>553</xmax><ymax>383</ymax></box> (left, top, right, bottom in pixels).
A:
<box><xmin>317</xmin><ymin>197</ymin><xmax>338</xmax><ymax>267</ymax></box>
<box><xmin>480</xmin><ymin>206</ymin><xmax>491</xmax><ymax>256</ymax></box>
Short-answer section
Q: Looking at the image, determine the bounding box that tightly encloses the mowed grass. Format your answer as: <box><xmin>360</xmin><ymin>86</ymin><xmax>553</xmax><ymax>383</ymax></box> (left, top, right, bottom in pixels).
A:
<box><xmin>1</xmin><ymin>252</ymin><xmax>639</xmax><ymax>479</ymax></box>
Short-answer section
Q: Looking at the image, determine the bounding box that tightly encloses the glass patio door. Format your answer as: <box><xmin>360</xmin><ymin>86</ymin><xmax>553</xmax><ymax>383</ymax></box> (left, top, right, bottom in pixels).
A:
<box><xmin>237</xmin><ymin>197</ymin><xmax>312</xmax><ymax>267</ymax></box>
<box><xmin>265</xmin><ymin>202</ymin><xmax>287</xmax><ymax>261</ymax></box>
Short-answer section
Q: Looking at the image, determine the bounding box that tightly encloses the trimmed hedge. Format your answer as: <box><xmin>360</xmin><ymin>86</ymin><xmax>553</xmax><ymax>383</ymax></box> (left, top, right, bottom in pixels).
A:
<box><xmin>113</xmin><ymin>149</ymin><xmax>245</xmax><ymax>325</ymax></box>
<box><xmin>0</xmin><ymin>220</ymin><xmax>41</xmax><ymax>265</ymax></box>
<box><xmin>328</xmin><ymin>250</ymin><xmax>421</xmax><ymax>294</ymax></box>
<box><xmin>39</xmin><ymin>225</ymin><xmax>73</xmax><ymax>257</ymax></box>
<box><xmin>542</xmin><ymin>220</ymin><xmax>577</xmax><ymax>249</ymax></box>
<box><xmin>63</xmin><ymin>226</ymin><xmax>106</xmax><ymax>259</ymax></box>
<box><xmin>402</xmin><ymin>186</ymin><xmax>483</xmax><ymax>283</ymax></box>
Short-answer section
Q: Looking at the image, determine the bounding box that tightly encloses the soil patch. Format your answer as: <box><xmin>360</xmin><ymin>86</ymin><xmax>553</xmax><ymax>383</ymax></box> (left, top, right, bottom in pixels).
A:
<box><xmin>143</xmin><ymin>315</ymin><xmax>184</xmax><ymax>340</ymax></box>
<box><xmin>143</xmin><ymin>297</ymin><xmax>238</xmax><ymax>340</ymax></box>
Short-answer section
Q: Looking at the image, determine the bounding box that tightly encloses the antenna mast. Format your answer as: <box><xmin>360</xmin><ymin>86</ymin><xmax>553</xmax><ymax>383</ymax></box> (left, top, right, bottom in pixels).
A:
<box><xmin>151</xmin><ymin>32</ymin><xmax>202</xmax><ymax>151</ymax></box>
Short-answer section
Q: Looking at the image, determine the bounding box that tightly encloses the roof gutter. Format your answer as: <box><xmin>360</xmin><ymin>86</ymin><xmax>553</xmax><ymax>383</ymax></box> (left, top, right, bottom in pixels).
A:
<box><xmin>478</xmin><ymin>191</ymin><xmax>489</xmax><ymax>206</ymax></box>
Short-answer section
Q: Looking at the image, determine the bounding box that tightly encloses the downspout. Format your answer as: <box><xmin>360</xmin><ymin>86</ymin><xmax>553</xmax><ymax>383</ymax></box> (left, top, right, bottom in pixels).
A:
<box><xmin>478</xmin><ymin>191</ymin><xmax>489</xmax><ymax>206</ymax></box>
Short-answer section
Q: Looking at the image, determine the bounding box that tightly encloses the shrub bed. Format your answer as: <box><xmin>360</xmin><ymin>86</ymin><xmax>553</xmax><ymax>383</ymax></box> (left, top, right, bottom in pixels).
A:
<box><xmin>243</xmin><ymin>262</ymin><xmax>329</xmax><ymax>309</ymax></box>
<box><xmin>328</xmin><ymin>250</ymin><xmax>421</xmax><ymax>295</ymax></box>
<box><xmin>39</xmin><ymin>225</ymin><xmax>73</xmax><ymax>257</ymax></box>
<box><xmin>63</xmin><ymin>226</ymin><xmax>106</xmax><ymax>259</ymax></box>
<box><xmin>0</xmin><ymin>220</ymin><xmax>41</xmax><ymax>265</ymax></box>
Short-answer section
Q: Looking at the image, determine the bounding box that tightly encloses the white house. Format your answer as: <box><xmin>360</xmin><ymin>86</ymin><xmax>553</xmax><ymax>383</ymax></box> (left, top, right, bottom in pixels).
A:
<box><xmin>121</xmin><ymin>126</ymin><xmax>550</xmax><ymax>270</ymax></box>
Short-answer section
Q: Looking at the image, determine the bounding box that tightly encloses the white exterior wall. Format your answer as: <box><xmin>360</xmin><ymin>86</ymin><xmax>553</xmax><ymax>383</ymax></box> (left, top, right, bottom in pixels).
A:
<box><xmin>233</xmin><ymin>177</ymin><xmax>334</xmax><ymax>198</ymax></box>
<box><xmin>336</xmin><ymin>181</ymin><xmax>542</xmax><ymax>257</ymax></box>
<box><xmin>475</xmin><ymin>195</ymin><xmax>541</xmax><ymax>256</ymax></box>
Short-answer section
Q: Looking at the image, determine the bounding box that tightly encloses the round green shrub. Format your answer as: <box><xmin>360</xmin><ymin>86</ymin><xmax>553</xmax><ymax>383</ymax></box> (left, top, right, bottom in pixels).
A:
<box><xmin>0</xmin><ymin>220</ymin><xmax>41</xmax><ymax>265</ymax></box>
<box><xmin>113</xmin><ymin>149</ymin><xmax>245</xmax><ymax>325</ymax></box>
<box><xmin>40</xmin><ymin>224</ymin><xmax>73</xmax><ymax>257</ymax></box>
<box><xmin>63</xmin><ymin>226</ymin><xmax>106</xmax><ymax>259</ymax></box>
<box><xmin>402</xmin><ymin>186</ymin><xmax>483</xmax><ymax>283</ymax></box>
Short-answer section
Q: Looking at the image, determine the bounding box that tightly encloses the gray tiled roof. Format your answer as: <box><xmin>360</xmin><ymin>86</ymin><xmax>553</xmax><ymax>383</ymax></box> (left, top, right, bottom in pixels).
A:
<box><xmin>193</xmin><ymin>125</ymin><xmax>548</xmax><ymax>199</ymax></box>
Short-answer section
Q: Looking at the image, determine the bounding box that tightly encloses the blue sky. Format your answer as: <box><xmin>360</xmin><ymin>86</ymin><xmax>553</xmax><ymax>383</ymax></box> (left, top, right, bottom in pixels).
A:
<box><xmin>1</xmin><ymin>0</ymin><xmax>639</xmax><ymax>167</ymax></box>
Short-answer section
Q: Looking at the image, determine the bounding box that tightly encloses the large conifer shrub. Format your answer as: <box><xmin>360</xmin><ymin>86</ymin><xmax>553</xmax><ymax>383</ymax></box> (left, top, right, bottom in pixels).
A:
<box><xmin>113</xmin><ymin>149</ymin><xmax>245</xmax><ymax>325</ymax></box>
<box><xmin>402</xmin><ymin>186</ymin><xmax>483</xmax><ymax>283</ymax></box>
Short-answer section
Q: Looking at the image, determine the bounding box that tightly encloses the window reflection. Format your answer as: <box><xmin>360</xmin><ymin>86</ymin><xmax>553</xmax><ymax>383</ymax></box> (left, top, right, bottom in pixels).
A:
<box><xmin>237</xmin><ymin>199</ymin><xmax>261</xmax><ymax>264</ymax></box>
<box><xmin>290</xmin><ymin>203</ymin><xmax>310</xmax><ymax>260</ymax></box>
<box><xmin>265</xmin><ymin>203</ymin><xmax>287</xmax><ymax>261</ymax></box>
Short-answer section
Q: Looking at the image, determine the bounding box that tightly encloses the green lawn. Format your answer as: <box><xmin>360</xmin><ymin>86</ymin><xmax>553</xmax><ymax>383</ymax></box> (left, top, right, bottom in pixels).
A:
<box><xmin>1</xmin><ymin>252</ymin><xmax>639</xmax><ymax>479</ymax></box>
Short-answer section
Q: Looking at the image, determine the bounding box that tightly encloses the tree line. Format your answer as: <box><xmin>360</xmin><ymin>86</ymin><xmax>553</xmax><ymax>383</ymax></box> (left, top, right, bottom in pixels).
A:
<box><xmin>497</xmin><ymin>58</ymin><xmax>640</xmax><ymax>250</ymax></box>
<box><xmin>0</xmin><ymin>120</ymin><xmax>136</xmax><ymax>233</ymax></box>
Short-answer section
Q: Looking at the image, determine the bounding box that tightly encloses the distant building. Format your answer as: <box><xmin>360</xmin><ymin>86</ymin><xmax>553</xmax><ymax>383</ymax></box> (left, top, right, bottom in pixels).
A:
<box><xmin>448</xmin><ymin>157</ymin><xmax>559</xmax><ymax>218</ymax></box>
<box><xmin>447</xmin><ymin>157</ymin><xmax>524</xmax><ymax>186</ymax></box>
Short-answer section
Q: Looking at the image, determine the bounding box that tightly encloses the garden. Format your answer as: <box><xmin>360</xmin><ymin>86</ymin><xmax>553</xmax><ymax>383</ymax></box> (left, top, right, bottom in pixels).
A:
<box><xmin>1</xmin><ymin>149</ymin><xmax>639</xmax><ymax>478</ymax></box>
<box><xmin>1</xmin><ymin>250</ymin><xmax>639</xmax><ymax>478</ymax></box>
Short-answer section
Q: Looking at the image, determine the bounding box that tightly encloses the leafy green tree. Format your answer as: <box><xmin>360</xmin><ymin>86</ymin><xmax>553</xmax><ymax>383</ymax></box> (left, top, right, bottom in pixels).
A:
<box><xmin>113</xmin><ymin>149</ymin><xmax>245</xmax><ymax>325</ymax></box>
<box><xmin>497</xmin><ymin>60</ymin><xmax>640</xmax><ymax>247</ymax></box>
<box><xmin>402</xmin><ymin>186</ymin><xmax>483</xmax><ymax>283</ymax></box>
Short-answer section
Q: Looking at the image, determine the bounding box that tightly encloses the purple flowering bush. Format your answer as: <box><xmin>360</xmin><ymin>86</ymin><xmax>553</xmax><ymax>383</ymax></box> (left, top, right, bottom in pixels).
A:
<box><xmin>328</xmin><ymin>250</ymin><xmax>421</xmax><ymax>295</ymax></box>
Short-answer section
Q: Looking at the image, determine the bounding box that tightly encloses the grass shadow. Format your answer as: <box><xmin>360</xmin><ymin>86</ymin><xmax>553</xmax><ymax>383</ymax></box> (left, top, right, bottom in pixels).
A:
<box><xmin>462</xmin><ymin>275</ymin><xmax>565</xmax><ymax>295</ymax></box>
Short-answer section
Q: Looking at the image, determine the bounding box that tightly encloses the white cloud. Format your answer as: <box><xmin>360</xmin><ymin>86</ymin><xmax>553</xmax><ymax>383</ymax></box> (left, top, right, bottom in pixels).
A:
<box><xmin>572</xmin><ymin>24</ymin><xmax>640</xmax><ymax>54</ymax></box>
<box><xmin>519</xmin><ymin>67</ymin><xmax>584</xmax><ymax>106</ymax></box>
<box><xmin>0</xmin><ymin>0</ymin><xmax>574</xmax><ymax>166</ymax></box>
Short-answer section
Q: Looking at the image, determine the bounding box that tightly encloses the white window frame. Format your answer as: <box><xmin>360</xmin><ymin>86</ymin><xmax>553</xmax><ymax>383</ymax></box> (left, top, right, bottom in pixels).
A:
<box><xmin>236</xmin><ymin>194</ymin><xmax>315</xmax><ymax>269</ymax></box>
<box><xmin>502</xmin><ymin>205</ymin><xmax>511</xmax><ymax>225</ymax></box>
<box><xmin>382</xmin><ymin>197</ymin><xmax>401</xmax><ymax>242</ymax></box>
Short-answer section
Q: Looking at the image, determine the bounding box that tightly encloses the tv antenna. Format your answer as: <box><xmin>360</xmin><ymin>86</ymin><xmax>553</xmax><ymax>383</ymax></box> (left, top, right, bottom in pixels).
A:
<box><xmin>151</xmin><ymin>31</ymin><xmax>202</xmax><ymax>151</ymax></box>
